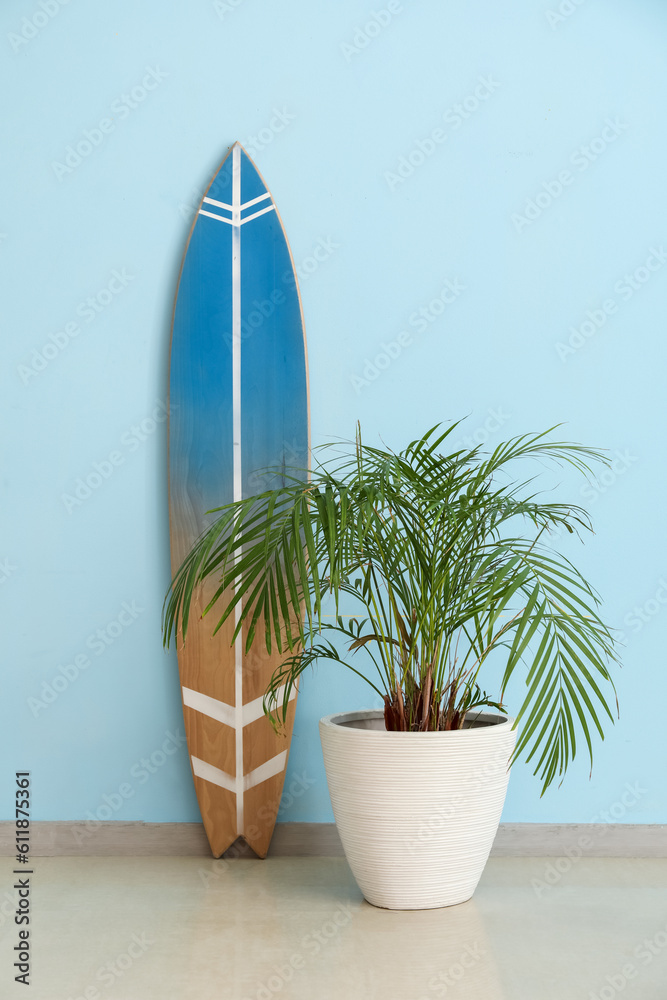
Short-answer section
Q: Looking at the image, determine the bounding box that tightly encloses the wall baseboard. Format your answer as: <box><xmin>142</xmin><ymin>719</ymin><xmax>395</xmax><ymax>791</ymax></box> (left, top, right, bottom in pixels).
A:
<box><xmin>490</xmin><ymin>823</ymin><xmax>666</xmax><ymax>858</ymax></box>
<box><xmin>0</xmin><ymin>821</ymin><xmax>665</xmax><ymax>858</ymax></box>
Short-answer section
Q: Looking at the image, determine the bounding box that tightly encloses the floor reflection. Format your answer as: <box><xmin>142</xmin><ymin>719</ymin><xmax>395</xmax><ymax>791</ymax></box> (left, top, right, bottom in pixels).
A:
<box><xmin>4</xmin><ymin>856</ymin><xmax>667</xmax><ymax>1000</ymax></box>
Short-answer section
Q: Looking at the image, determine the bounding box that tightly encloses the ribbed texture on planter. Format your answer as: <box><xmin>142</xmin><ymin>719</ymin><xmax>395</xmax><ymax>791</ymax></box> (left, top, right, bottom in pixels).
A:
<box><xmin>319</xmin><ymin>710</ymin><xmax>516</xmax><ymax>910</ymax></box>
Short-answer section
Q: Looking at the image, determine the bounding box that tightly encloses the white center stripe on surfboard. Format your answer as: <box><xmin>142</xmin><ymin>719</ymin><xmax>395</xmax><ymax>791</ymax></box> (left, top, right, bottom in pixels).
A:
<box><xmin>231</xmin><ymin>143</ymin><xmax>244</xmax><ymax>837</ymax></box>
<box><xmin>182</xmin><ymin>684</ymin><xmax>296</xmax><ymax>729</ymax></box>
<box><xmin>191</xmin><ymin>751</ymin><xmax>288</xmax><ymax>794</ymax></box>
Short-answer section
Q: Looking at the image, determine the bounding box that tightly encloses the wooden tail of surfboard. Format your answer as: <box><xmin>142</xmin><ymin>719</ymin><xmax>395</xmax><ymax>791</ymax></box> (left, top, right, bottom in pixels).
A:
<box><xmin>168</xmin><ymin>143</ymin><xmax>309</xmax><ymax>858</ymax></box>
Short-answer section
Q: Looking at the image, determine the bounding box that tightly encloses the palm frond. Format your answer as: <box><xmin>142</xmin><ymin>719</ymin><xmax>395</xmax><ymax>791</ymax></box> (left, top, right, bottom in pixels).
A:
<box><xmin>163</xmin><ymin>420</ymin><xmax>620</xmax><ymax>795</ymax></box>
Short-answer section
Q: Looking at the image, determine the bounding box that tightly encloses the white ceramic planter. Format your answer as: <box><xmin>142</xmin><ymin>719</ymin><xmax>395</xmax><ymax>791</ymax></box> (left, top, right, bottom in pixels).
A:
<box><xmin>319</xmin><ymin>709</ymin><xmax>516</xmax><ymax>910</ymax></box>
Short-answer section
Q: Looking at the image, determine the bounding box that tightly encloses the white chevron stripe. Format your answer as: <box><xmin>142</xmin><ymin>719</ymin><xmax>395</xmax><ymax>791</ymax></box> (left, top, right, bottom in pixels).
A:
<box><xmin>191</xmin><ymin>756</ymin><xmax>235</xmax><ymax>793</ymax></box>
<box><xmin>191</xmin><ymin>751</ymin><xmax>288</xmax><ymax>793</ymax></box>
<box><xmin>182</xmin><ymin>686</ymin><xmax>234</xmax><ymax>728</ymax></box>
<box><xmin>241</xmin><ymin>192</ymin><xmax>270</xmax><ymax>210</ymax></box>
<box><xmin>240</xmin><ymin>204</ymin><xmax>275</xmax><ymax>226</ymax></box>
<box><xmin>243</xmin><ymin>684</ymin><xmax>294</xmax><ymax>725</ymax></box>
<box><xmin>244</xmin><ymin>751</ymin><xmax>287</xmax><ymax>790</ymax></box>
<box><xmin>182</xmin><ymin>684</ymin><xmax>295</xmax><ymax>728</ymax></box>
<box><xmin>199</xmin><ymin>204</ymin><xmax>275</xmax><ymax>228</ymax></box>
<box><xmin>199</xmin><ymin>208</ymin><xmax>234</xmax><ymax>225</ymax></box>
<box><xmin>203</xmin><ymin>196</ymin><xmax>233</xmax><ymax>211</ymax></box>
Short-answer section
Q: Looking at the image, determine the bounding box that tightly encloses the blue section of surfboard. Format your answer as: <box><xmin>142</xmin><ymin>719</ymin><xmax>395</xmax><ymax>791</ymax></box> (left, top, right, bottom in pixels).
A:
<box><xmin>168</xmin><ymin>143</ymin><xmax>309</xmax><ymax>858</ymax></box>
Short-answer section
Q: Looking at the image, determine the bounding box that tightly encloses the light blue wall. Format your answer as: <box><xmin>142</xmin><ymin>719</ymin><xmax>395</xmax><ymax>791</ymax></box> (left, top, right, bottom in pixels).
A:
<box><xmin>2</xmin><ymin>0</ymin><xmax>666</xmax><ymax>828</ymax></box>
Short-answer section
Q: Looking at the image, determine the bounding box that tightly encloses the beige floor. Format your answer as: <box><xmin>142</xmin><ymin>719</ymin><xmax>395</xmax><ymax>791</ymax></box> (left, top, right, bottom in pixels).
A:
<box><xmin>1</xmin><ymin>856</ymin><xmax>666</xmax><ymax>999</ymax></box>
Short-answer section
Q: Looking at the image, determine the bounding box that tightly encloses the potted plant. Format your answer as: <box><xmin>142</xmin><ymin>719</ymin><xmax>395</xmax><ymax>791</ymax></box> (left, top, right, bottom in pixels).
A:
<box><xmin>163</xmin><ymin>422</ymin><xmax>619</xmax><ymax>909</ymax></box>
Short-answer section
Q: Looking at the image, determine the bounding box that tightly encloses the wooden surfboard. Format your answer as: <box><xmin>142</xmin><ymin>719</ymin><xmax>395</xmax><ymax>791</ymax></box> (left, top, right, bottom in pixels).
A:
<box><xmin>168</xmin><ymin>142</ymin><xmax>309</xmax><ymax>858</ymax></box>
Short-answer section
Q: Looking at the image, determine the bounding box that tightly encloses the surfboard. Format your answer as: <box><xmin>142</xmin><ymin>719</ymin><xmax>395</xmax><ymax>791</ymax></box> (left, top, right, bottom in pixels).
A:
<box><xmin>168</xmin><ymin>142</ymin><xmax>309</xmax><ymax>859</ymax></box>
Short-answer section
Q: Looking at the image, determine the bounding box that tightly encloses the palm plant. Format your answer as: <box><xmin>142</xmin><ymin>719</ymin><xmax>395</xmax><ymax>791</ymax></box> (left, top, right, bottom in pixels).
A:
<box><xmin>163</xmin><ymin>422</ymin><xmax>619</xmax><ymax>794</ymax></box>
